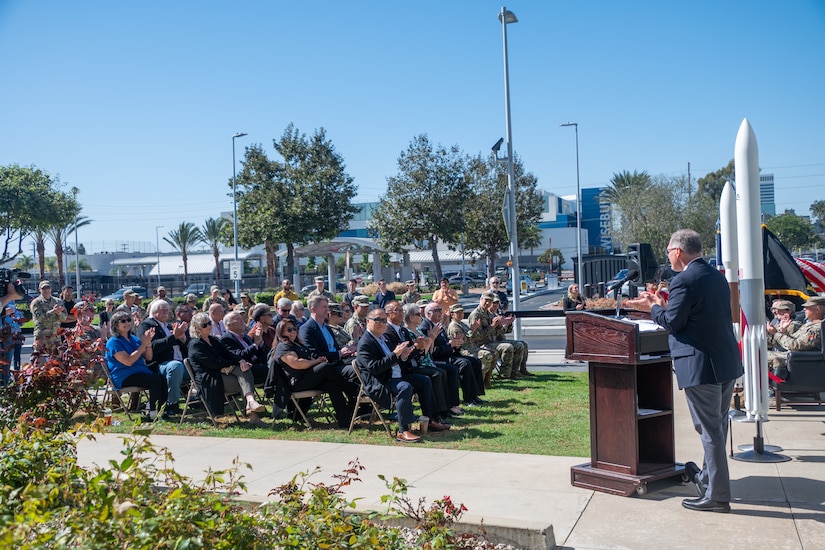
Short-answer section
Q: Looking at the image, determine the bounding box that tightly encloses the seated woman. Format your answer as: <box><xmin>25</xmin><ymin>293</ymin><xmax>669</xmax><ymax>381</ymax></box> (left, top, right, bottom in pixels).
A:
<box><xmin>562</xmin><ymin>283</ymin><xmax>586</xmax><ymax>311</ymax></box>
<box><xmin>105</xmin><ymin>310</ymin><xmax>168</xmax><ymax>421</ymax></box>
<box><xmin>273</xmin><ymin>318</ymin><xmax>353</xmax><ymax>428</ymax></box>
<box><xmin>187</xmin><ymin>312</ymin><xmax>266</xmax><ymax>426</ymax></box>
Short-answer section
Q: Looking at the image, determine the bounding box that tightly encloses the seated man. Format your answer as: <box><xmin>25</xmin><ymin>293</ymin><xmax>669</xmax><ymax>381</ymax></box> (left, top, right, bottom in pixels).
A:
<box><xmin>766</xmin><ymin>295</ymin><xmax>823</xmax><ymax>379</ymax></box>
<box><xmin>467</xmin><ymin>292</ymin><xmax>514</xmax><ymax>380</ymax></box>
<box><xmin>273</xmin><ymin>297</ymin><xmax>296</xmax><ymax>325</ymax></box>
<box><xmin>490</xmin><ymin>295</ymin><xmax>532</xmax><ymax>377</ymax></box>
<box><xmin>208</xmin><ymin>303</ymin><xmax>228</xmax><ymax>337</ymax></box>
<box><xmin>221</xmin><ymin>311</ymin><xmax>268</xmax><ymax>385</ymax></box>
<box><xmin>345</xmin><ymin>295</ymin><xmax>371</xmax><ymax>344</ymax></box>
<box><xmin>137</xmin><ymin>300</ymin><xmax>188</xmax><ymax>415</ymax></box>
<box><xmin>356</xmin><ymin>309</ymin><xmax>449</xmax><ymax>443</ymax></box>
<box><xmin>248</xmin><ymin>303</ymin><xmax>278</xmax><ymax>352</ymax></box>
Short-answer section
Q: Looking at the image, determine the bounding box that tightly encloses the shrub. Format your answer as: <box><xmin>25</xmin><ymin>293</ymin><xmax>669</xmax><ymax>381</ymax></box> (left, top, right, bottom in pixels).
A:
<box><xmin>254</xmin><ymin>291</ymin><xmax>276</xmax><ymax>306</ymax></box>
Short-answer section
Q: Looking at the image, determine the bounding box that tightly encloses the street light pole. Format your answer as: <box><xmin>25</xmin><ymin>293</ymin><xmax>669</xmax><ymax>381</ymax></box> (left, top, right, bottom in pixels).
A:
<box><xmin>560</xmin><ymin>122</ymin><xmax>583</xmax><ymax>292</ymax></box>
<box><xmin>155</xmin><ymin>225</ymin><xmax>163</xmax><ymax>288</ymax></box>
<box><xmin>72</xmin><ymin>187</ymin><xmax>80</xmax><ymax>292</ymax></box>
<box><xmin>232</xmin><ymin>132</ymin><xmax>247</xmax><ymax>299</ymax></box>
<box><xmin>499</xmin><ymin>6</ymin><xmax>520</xmax><ymax>338</ymax></box>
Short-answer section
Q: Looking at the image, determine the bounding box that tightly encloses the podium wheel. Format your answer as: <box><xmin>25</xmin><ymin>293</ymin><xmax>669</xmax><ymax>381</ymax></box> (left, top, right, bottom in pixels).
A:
<box><xmin>636</xmin><ymin>484</ymin><xmax>648</xmax><ymax>496</ymax></box>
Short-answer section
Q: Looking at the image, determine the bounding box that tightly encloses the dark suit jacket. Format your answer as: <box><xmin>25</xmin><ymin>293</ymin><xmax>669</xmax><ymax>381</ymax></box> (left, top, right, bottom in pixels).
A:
<box><xmin>355</xmin><ymin>330</ymin><xmax>397</xmax><ymax>408</ymax></box>
<box><xmin>651</xmin><ymin>258</ymin><xmax>743</xmax><ymax>389</ymax></box>
<box><xmin>187</xmin><ymin>335</ymin><xmax>237</xmax><ymax>414</ymax></box>
<box><xmin>220</xmin><ymin>331</ymin><xmax>266</xmax><ymax>366</ymax></box>
<box><xmin>299</xmin><ymin>317</ymin><xmax>342</xmax><ymax>363</ymax></box>
<box><xmin>137</xmin><ymin>317</ymin><xmax>187</xmax><ymax>372</ymax></box>
<box><xmin>417</xmin><ymin>317</ymin><xmax>453</xmax><ymax>361</ymax></box>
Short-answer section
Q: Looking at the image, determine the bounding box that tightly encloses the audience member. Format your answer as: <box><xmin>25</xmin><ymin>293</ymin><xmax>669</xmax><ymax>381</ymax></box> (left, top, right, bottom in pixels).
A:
<box><xmin>345</xmin><ymin>295</ymin><xmax>371</xmax><ymax>343</ymax></box>
<box><xmin>447</xmin><ymin>303</ymin><xmax>496</xmax><ymax>388</ymax></box>
<box><xmin>59</xmin><ymin>285</ymin><xmax>78</xmax><ymax>330</ymax></box>
<box><xmin>562</xmin><ymin>283</ymin><xmax>586</xmax><ymax>311</ymax></box>
<box><xmin>400</xmin><ymin>280</ymin><xmax>420</xmax><ymax>305</ymax></box>
<box><xmin>306</xmin><ymin>275</ymin><xmax>336</xmax><ymax>301</ymax></box>
<box><xmin>467</xmin><ymin>292</ymin><xmax>514</xmax><ymax>379</ymax></box>
<box><xmin>30</xmin><ymin>280</ymin><xmax>67</xmax><ymax>354</ymax></box>
<box><xmin>202</xmin><ymin>286</ymin><xmax>229</xmax><ymax>312</ymax></box>
<box><xmin>137</xmin><ymin>300</ymin><xmax>189</xmax><ymax>415</ymax></box>
<box><xmin>373</xmin><ymin>279</ymin><xmax>396</xmax><ymax>309</ymax></box>
<box><xmin>273</xmin><ymin>279</ymin><xmax>300</xmax><ymax>302</ymax></box>
<box><xmin>766</xmin><ymin>296</ymin><xmax>823</xmax><ymax>378</ymax></box>
<box><xmin>431</xmin><ymin>278</ymin><xmax>458</xmax><ymax>311</ymax></box>
<box><xmin>342</xmin><ymin>278</ymin><xmax>362</xmax><ymax>309</ymax></box>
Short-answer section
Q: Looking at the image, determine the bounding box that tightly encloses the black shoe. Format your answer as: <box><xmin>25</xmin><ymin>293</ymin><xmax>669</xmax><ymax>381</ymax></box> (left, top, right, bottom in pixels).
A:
<box><xmin>472</xmin><ymin>398</ymin><xmax>488</xmax><ymax>405</ymax></box>
<box><xmin>165</xmin><ymin>404</ymin><xmax>181</xmax><ymax>416</ymax></box>
<box><xmin>682</xmin><ymin>497</ymin><xmax>730</xmax><ymax>513</ymax></box>
<box><xmin>161</xmin><ymin>411</ymin><xmax>173</xmax><ymax>422</ymax></box>
<box><xmin>684</xmin><ymin>461</ymin><xmax>706</xmax><ymax>498</ymax></box>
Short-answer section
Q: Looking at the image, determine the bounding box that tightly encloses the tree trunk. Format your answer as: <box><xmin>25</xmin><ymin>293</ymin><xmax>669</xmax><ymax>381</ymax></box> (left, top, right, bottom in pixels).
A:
<box><xmin>182</xmin><ymin>252</ymin><xmax>189</xmax><ymax>287</ymax></box>
<box><xmin>429</xmin><ymin>237</ymin><xmax>442</xmax><ymax>281</ymax></box>
<box><xmin>285</xmin><ymin>242</ymin><xmax>295</xmax><ymax>286</ymax></box>
<box><xmin>37</xmin><ymin>239</ymin><xmax>46</xmax><ymax>280</ymax></box>
<box><xmin>486</xmin><ymin>247</ymin><xmax>497</xmax><ymax>279</ymax></box>
<box><xmin>212</xmin><ymin>245</ymin><xmax>221</xmax><ymax>287</ymax></box>
<box><xmin>264</xmin><ymin>240</ymin><xmax>277</xmax><ymax>288</ymax></box>
<box><xmin>55</xmin><ymin>237</ymin><xmax>64</xmax><ymax>287</ymax></box>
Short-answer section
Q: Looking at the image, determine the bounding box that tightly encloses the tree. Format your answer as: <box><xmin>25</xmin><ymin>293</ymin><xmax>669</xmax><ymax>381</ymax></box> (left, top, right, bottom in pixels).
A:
<box><xmin>234</xmin><ymin>124</ymin><xmax>358</xmax><ymax>287</ymax></box>
<box><xmin>810</xmin><ymin>200</ymin><xmax>825</xmax><ymax>235</ymax></box>
<box><xmin>201</xmin><ymin>217</ymin><xmax>230</xmax><ymax>287</ymax></box>
<box><xmin>462</xmin><ymin>153</ymin><xmax>543</xmax><ymax>278</ymax></box>
<box><xmin>48</xmin><ymin>213</ymin><xmax>91</xmax><ymax>288</ymax></box>
<box><xmin>766</xmin><ymin>213</ymin><xmax>818</xmax><ymax>253</ymax></box>
<box><xmin>368</xmin><ymin>135</ymin><xmax>469</xmax><ymax>280</ymax></box>
<box><xmin>0</xmin><ymin>164</ymin><xmax>65</xmax><ymax>262</ymax></box>
<box><xmin>538</xmin><ymin>248</ymin><xmax>564</xmax><ymax>274</ymax></box>
<box><xmin>13</xmin><ymin>255</ymin><xmax>34</xmax><ymax>272</ymax></box>
<box><xmin>68</xmin><ymin>258</ymin><xmax>92</xmax><ymax>272</ymax></box>
<box><xmin>696</xmin><ymin>160</ymin><xmax>735</xmax><ymax>203</ymax></box>
<box><xmin>32</xmin><ymin>228</ymin><xmax>48</xmax><ymax>280</ymax></box>
<box><xmin>164</xmin><ymin>222</ymin><xmax>204</xmax><ymax>286</ymax></box>
<box><xmin>520</xmin><ymin>224</ymin><xmax>543</xmax><ymax>256</ymax></box>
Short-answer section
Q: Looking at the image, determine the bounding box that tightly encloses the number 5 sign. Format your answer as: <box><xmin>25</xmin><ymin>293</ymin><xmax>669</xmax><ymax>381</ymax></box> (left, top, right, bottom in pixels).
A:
<box><xmin>229</xmin><ymin>260</ymin><xmax>242</xmax><ymax>281</ymax></box>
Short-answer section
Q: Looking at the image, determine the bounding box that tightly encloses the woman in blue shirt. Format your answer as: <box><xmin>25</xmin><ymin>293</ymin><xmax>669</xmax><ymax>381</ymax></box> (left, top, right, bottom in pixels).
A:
<box><xmin>106</xmin><ymin>310</ymin><xmax>167</xmax><ymax>419</ymax></box>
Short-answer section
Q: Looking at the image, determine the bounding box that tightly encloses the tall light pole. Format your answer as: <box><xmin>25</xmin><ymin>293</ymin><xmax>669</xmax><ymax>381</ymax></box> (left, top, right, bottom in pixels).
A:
<box><xmin>72</xmin><ymin>187</ymin><xmax>80</xmax><ymax>291</ymax></box>
<box><xmin>155</xmin><ymin>225</ymin><xmax>163</xmax><ymax>288</ymax></box>
<box><xmin>232</xmin><ymin>132</ymin><xmax>247</xmax><ymax>298</ymax></box>
<box><xmin>499</xmin><ymin>6</ymin><xmax>521</xmax><ymax>338</ymax></box>
<box><xmin>559</xmin><ymin>122</ymin><xmax>583</xmax><ymax>292</ymax></box>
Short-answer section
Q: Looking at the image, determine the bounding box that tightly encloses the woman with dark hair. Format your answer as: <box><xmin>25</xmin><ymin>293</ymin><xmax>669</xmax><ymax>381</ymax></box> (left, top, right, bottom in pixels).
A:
<box><xmin>105</xmin><ymin>310</ymin><xmax>168</xmax><ymax>420</ymax></box>
<box><xmin>187</xmin><ymin>312</ymin><xmax>266</xmax><ymax>426</ymax></box>
<box><xmin>562</xmin><ymin>283</ymin><xmax>586</xmax><ymax>311</ymax></box>
<box><xmin>273</xmin><ymin>318</ymin><xmax>354</xmax><ymax>428</ymax></box>
<box><xmin>223</xmin><ymin>288</ymin><xmax>238</xmax><ymax>309</ymax></box>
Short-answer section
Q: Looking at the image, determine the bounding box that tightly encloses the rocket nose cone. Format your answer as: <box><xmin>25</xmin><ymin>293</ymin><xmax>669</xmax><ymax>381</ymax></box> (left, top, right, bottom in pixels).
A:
<box><xmin>735</xmin><ymin>117</ymin><xmax>758</xmax><ymax>157</ymax></box>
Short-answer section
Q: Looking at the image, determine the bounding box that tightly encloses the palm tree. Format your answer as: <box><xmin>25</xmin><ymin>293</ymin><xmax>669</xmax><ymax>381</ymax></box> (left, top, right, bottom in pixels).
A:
<box><xmin>164</xmin><ymin>222</ymin><xmax>203</xmax><ymax>286</ymax></box>
<box><xmin>520</xmin><ymin>224</ymin><xmax>543</xmax><ymax>256</ymax></box>
<box><xmin>48</xmin><ymin>215</ymin><xmax>92</xmax><ymax>287</ymax></box>
<box><xmin>68</xmin><ymin>258</ymin><xmax>93</xmax><ymax>272</ymax></box>
<box><xmin>32</xmin><ymin>228</ymin><xmax>47</xmax><ymax>280</ymax></box>
<box><xmin>201</xmin><ymin>217</ymin><xmax>230</xmax><ymax>286</ymax></box>
<box><xmin>44</xmin><ymin>257</ymin><xmax>58</xmax><ymax>278</ymax></box>
<box><xmin>13</xmin><ymin>255</ymin><xmax>35</xmax><ymax>273</ymax></box>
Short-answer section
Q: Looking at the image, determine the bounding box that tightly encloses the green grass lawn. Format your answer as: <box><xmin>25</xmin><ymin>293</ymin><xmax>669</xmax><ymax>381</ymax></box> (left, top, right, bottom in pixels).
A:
<box><xmin>97</xmin><ymin>371</ymin><xmax>591</xmax><ymax>457</ymax></box>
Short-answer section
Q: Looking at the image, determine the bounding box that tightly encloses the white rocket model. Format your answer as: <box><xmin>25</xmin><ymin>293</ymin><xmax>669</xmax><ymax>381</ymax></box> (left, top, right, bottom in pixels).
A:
<box><xmin>720</xmin><ymin>180</ymin><xmax>740</xmax><ymax>330</ymax></box>
<box><xmin>734</xmin><ymin>118</ymin><xmax>768</xmax><ymax>421</ymax></box>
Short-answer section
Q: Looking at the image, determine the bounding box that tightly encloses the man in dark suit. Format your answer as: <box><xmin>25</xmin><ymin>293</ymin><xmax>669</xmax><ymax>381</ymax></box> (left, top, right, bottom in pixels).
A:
<box><xmin>299</xmin><ymin>295</ymin><xmax>359</xmax><ymax>397</ymax></box>
<box><xmin>628</xmin><ymin>229</ymin><xmax>743</xmax><ymax>513</ymax></box>
<box><xmin>137</xmin><ymin>300</ymin><xmax>189</xmax><ymax>415</ymax></box>
<box><xmin>356</xmin><ymin>308</ymin><xmax>449</xmax><ymax>443</ymax></box>
<box><xmin>221</xmin><ymin>311</ymin><xmax>268</xmax><ymax>385</ymax></box>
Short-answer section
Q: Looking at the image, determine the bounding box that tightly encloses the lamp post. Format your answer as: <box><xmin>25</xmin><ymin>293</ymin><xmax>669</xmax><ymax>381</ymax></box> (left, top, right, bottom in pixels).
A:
<box><xmin>155</xmin><ymin>225</ymin><xmax>163</xmax><ymax>288</ymax></box>
<box><xmin>232</xmin><ymin>132</ymin><xmax>247</xmax><ymax>298</ymax></box>
<box><xmin>72</xmin><ymin>187</ymin><xmax>80</xmax><ymax>291</ymax></box>
<box><xmin>559</xmin><ymin>122</ymin><xmax>583</xmax><ymax>292</ymax></box>
<box><xmin>499</xmin><ymin>6</ymin><xmax>521</xmax><ymax>338</ymax></box>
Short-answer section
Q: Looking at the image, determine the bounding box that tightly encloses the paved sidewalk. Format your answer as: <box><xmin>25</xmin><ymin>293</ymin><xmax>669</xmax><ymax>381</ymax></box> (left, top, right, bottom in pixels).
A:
<box><xmin>76</xmin><ymin>351</ymin><xmax>825</xmax><ymax>550</ymax></box>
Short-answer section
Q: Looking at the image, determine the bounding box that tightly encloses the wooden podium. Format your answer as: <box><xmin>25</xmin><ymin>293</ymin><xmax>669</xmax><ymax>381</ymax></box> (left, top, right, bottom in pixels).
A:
<box><xmin>566</xmin><ymin>311</ymin><xmax>685</xmax><ymax>496</ymax></box>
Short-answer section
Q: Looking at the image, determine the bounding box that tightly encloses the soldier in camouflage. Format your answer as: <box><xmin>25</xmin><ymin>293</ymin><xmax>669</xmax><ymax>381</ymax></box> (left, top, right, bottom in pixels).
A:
<box><xmin>30</xmin><ymin>280</ymin><xmax>67</xmax><ymax>354</ymax></box>
<box><xmin>767</xmin><ymin>295</ymin><xmax>824</xmax><ymax>376</ymax></box>
<box><xmin>446</xmin><ymin>303</ymin><xmax>496</xmax><ymax>388</ymax></box>
<box><xmin>467</xmin><ymin>292</ymin><xmax>515</xmax><ymax>379</ymax></box>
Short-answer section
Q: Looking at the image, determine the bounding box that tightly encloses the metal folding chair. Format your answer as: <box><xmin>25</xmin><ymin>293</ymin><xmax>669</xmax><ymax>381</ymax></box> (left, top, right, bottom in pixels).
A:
<box><xmin>347</xmin><ymin>360</ymin><xmax>394</xmax><ymax>438</ymax></box>
<box><xmin>180</xmin><ymin>358</ymin><xmax>243</xmax><ymax>427</ymax></box>
<box><xmin>100</xmin><ymin>362</ymin><xmax>149</xmax><ymax>421</ymax></box>
<box><xmin>288</xmin><ymin>389</ymin><xmax>334</xmax><ymax>429</ymax></box>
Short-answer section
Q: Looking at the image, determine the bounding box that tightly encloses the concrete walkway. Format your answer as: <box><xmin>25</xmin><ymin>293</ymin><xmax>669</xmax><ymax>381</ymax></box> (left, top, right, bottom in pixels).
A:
<box><xmin>76</xmin><ymin>351</ymin><xmax>825</xmax><ymax>550</ymax></box>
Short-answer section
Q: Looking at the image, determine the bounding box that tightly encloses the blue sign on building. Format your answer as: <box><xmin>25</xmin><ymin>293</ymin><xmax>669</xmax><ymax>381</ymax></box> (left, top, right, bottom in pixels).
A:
<box><xmin>581</xmin><ymin>188</ymin><xmax>612</xmax><ymax>254</ymax></box>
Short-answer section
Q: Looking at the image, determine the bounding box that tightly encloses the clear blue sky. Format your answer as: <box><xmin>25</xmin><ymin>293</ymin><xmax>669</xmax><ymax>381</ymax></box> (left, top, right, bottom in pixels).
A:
<box><xmin>2</xmin><ymin>0</ymin><xmax>824</xmax><ymax>256</ymax></box>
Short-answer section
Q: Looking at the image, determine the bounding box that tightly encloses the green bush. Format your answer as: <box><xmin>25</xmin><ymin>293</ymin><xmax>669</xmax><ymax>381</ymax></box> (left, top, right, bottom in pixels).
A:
<box><xmin>254</xmin><ymin>291</ymin><xmax>275</xmax><ymax>306</ymax></box>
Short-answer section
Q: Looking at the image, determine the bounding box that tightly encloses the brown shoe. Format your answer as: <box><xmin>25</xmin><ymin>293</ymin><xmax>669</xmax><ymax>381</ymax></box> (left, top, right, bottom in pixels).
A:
<box><xmin>396</xmin><ymin>430</ymin><xmax>422</xmax><ymax>443</ymax></box>
<box><xmin>429</xmin><ymin>421</ymin><xmax>451</xmax><ymax>432</ymax></box>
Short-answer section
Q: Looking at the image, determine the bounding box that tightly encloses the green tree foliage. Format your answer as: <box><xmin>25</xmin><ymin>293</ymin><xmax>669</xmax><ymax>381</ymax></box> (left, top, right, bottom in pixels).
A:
<box><xmin>696</xmin><ymin>159</ymin><xmax>735</xmax><ymax>202</ymax></box>
<box><xmin>164</xmin><ymin>222</ymin><xmax>204</xmax><ymax>286</ymax></box>
<box><xmin>810</xmin><ymin>200</ymin><xmax>825</xmax><ymax>234</ymax></box>
<box><xmin>48</xmin><ymin>213</ymin><xmax>91</xmax><ymax>288</ymax></box>
<box><xmin>766</xmin><ymin>212</ymin><xmax>818</xmax><ymax>252</ymax></box>
<box><xmin>202</xmin><ymin>217</ymin><xmax>231</xmax><ymax>286</ymax></box>
<box><xmin>369</xmin><ymin>135</ymin><xmax>469</xmax><ymax>280</ymax></box>
<box><xmin>538</xmin><ymin>248</ymin><xmax>564</xmax><ymax>274</ymax></box>
<box><xmin>12</xmin><ymin>255</ymin><xmax>34</xmax><ymax>272</ymax></box>
<box><xmin>0</xmin><ymin>164</ymin><xmax>66</xmax><ymax>262</ymax></box>
<box><xmin>234</xmin><ymin>124</ymin><xmax>358</xmax><ymax>287</ymax></box>
<box><xmin>67</xmin><ymin>258</ymin><xmax>92</xmax><ymax>272</ymax></box>
<box><xmin>462</xmin><ymin>153</ymin><xmax>543</xmax><ymax>278</ymax></box>
<box><xmin>521</xmin><ymin>223</ymin><xmax>543</xmax><ymax>255</ymax></box>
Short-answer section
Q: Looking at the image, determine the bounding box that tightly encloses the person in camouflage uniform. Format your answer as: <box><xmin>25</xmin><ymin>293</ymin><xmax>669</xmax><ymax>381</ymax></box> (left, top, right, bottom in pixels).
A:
<box><xmin>766</xmin><ymin>295</ymin><xmax>824</xmax><ymax>377</ymax></box>
<box><xmin>446</xmin><ymin>303</ymin><xmax>496</xmax><ymax>388</ymax></box>
<box><xmin>327</xmin><ymin>302</ymin><xmax>352</xmax><ymax>350</ymax></box>
<box><xmin>344</xmin><ymin>295</ymin><xmax>370</xmax><ymax>344</ymax></box>
<box><xmin>467</xmin><ymin>292</ymin><xmax>516</xmax><ymax>379</ymax></box>
<box><xmin>400</xmin><ymin>280</ymin><xmax>420</xmax><ymax>305</ymax></box>
<box><xmin>306</xmin><ymin>276</ymin><xmax>336</xmax><ymax>302</ymax></box>
<box><xmin>489</xmin><ymin>295</ymin><xmax>532</xmax><ymax>377</ymax></box>
<box><xmin>30</xmin><ymin>280</ymin><xmax>67</xmax><ymax>354</ymax></box>
<box><xmin>201</xmin><ymin>285</ymin><xmax>230</xmax><ymax>312</ymax></box>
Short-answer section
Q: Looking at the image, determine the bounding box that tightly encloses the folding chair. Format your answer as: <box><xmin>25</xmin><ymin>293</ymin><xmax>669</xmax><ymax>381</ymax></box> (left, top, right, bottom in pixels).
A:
<box><xmin>348</xmin><ymin>360</ymin><xmax>394</xmax><ymax>438</ymax></box>
<box><xmin>100</xmin><ymin>362</ymin><xmax>149</xmax><ymax>421</ymax></box>
<box><xmin>288</xmin><ymin>389</ymin><xmax>334</xmax><ymax>429</ymax></box>
<box><xmin>180</xmin><ymin>358</ymin><xmax>243</xmax><ymax>427</ymax></box>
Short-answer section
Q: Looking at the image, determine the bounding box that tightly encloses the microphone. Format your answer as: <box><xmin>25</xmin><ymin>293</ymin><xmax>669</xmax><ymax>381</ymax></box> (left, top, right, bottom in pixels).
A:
<box><xmin>608</xmin><ymin>270</ymin><xmax>639</xmax><ymax>293</ymax></box>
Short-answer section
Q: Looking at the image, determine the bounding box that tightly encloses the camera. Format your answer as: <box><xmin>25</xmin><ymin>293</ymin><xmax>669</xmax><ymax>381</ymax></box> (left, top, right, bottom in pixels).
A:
<box><xmin>0</xmin><ymin>268</ymin><xmax>30</xmax><ymax>299</ymax></box>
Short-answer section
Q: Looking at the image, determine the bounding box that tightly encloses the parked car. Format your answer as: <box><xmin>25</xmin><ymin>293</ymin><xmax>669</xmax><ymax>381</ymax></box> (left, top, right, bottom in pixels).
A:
<box><xmin>505</xmin><ymin>275</ymin><xmax>537</xmax><ymax>294</ymax></box>
<box><xmin>100</xmin><ymin>286</ymin><xmax>149</xmax><ymax>302</ymax></box>
<box><xmin>181</xmin><ymin>283</ymin><xmax>210</xmax><ymax>297</ymax></box>
<box><xmin>300</xmin><ymin>279</ymin><xmax>347</xmax><ymax>295</ymax></box>
<box><xmin>448</xmin><ymin>274</ymin><xmax>485</xmax><ymax>288</ymax></box>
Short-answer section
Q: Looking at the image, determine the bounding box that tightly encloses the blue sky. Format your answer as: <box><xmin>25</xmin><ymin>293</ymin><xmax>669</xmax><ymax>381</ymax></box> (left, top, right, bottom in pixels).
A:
<box><xmin>2</xmin><ymin>0</ymin><xmax>824</xmax><ymax>256</ymax></box>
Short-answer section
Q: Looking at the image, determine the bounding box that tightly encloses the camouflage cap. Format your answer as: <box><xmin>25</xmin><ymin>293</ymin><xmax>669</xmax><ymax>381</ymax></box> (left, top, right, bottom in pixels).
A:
<box><xmin>449</xmin><ymin>303</ymin><xmax>464</xmax><ymax>313</ymax></box>
<box><xmin>415</xmin><ymin>299</ymin><xmax>430</xmax><ymax>307</ymax></box>
<box><xmin>352</xmin><ymin>295</ymin><xmax>371</xmax><ymax>307</ymax></box>
<box><xmin>801</xmin><ymin>295</ymin><xmax>825</xmax><ymax>307</ymax></box>
<box><xmin>39</xmin><ymin>280</ymin><xmax>52</xmax><ymax>289</ymax></box>
<box><xmin>481</xmin><ymin>291</ymin><xmax>497</xmax><ymax>301</ymax></box>
<box><xmin>771</xmin><ymin>299</ymin><xmax>795</xmax><ymax>312</ymax></box>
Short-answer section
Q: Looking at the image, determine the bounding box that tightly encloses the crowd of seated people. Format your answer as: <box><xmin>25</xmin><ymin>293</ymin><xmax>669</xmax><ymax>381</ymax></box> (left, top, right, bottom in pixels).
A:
<box><xmin>31</xmin><ymin>276</ymin><xmax>538</xmax><ymax>441</ymax></box>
